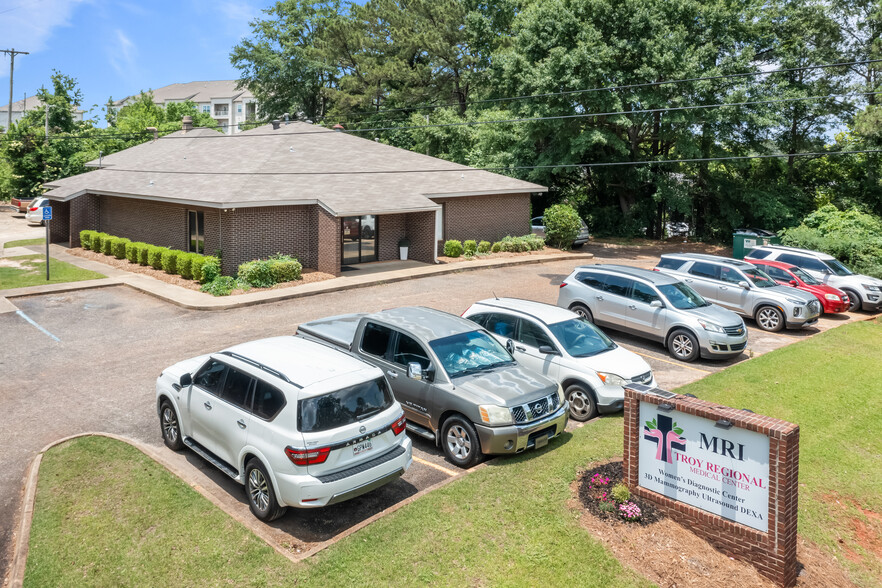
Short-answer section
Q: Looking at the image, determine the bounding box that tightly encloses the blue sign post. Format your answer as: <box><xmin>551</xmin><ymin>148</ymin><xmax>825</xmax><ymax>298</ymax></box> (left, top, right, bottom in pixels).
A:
<box><xmin>44</xmin><ymin>206</ymin><xmax>52</xmax><ymax>280</ymax></box>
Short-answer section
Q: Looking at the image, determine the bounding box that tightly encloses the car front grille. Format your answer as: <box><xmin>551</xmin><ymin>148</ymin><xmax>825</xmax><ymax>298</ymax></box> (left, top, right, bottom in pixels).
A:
<box><xmin>723</xmin><ymin>325</ymin><xmax>745</xmax><ymax>336</ymax></box>
<box><xmin>730</xmin><ymin>341</ymin><xmax>747</xmax><ymax>351</ymax></box>
<box><xmin>630</xmin><ymin>371</ymin><xmax>653</xmax><ymax>384</ymax></box>
<box><xmin>512</xmin><ymin>393</ymin><xmax>559</xmax><ymax>424</ymax></box>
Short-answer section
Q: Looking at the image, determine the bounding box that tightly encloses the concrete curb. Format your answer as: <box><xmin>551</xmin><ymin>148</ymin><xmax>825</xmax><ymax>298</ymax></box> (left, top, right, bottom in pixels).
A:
<box><xmin>8</xmin><ymin>433</ymin><xmax>477</xmax><ymax>586</ymax></box>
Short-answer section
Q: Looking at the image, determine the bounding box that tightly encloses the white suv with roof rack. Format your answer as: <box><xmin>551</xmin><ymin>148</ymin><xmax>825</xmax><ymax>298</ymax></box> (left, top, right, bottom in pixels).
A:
<box><xmin>155</xmin><ymin>336</ymin><xmax>412</xmax><ymax>521</ymax></box>
<box><xmin>745</xmin><ymin>245</ymin><xmax>882</xmax><ymax>313</ymax></box>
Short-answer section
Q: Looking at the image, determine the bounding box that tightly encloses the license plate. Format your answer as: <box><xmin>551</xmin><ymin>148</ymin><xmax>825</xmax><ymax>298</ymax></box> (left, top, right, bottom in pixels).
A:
<box><xmin>353</xmin><ymin>439</ymin><xmax>373</xmax><ymax>456</ymax></box>
<box><xmin>534</xmin><ymin>434</ymin><xmax>549</xmax><ymax>449</ymax></box>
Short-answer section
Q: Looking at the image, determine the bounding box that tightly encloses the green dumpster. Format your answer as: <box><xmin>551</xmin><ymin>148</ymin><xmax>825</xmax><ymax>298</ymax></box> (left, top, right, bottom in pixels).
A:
<box><xmin>733</xmin><ymin>232</ymin><xmax>781</xmax><ymax>260</ymax></box>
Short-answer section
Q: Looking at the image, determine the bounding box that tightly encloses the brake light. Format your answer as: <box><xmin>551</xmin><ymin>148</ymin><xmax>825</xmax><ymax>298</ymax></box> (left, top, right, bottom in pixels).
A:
<box><xmin>29</xmin><ymin>206</ymin><xmax>39</xmax><ymax>212</ymax></box>
<box><xmin>285</xmin><ymin>446</ymin><xmax>330</xmax><ymax>465</ymax></box>
<box><xmin>391</xmin><ymin>414</ymin><xmax>406</xmax><ymax>435</ymax></box>
<box><xmin>559</xmin><ymin>282</ymin><xmax>567</xmax><ymax>288</ymax></box>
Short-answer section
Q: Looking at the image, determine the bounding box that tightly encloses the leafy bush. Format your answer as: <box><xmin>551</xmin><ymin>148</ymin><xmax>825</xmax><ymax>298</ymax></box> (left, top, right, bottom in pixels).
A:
<box><xmin>611</xmin><ymin>483</ymin><xmax>631</xmax><ymax>503</ymax></box>
<box><xmin>79</xmin><ymin>230</ymin><xmax>96</xmax><ymax>250</ymax></box>
<box><xmin>498</xmin><ymin>235</ymin><xmax>544</xmax><ymax>253</ymax></box>
<box><xmin>177</xmin><ymin>253</ymin><xmax>197</xmax><ymax>279</ymax></box>
<box><xmin>477</xmin><ymin>240</ymin><xmax>491</xmax><ymax>254</ymax></box>
<box><xmin>190</xmin><ymin>255</ymin><xmax>208</xmax><ymax>282</ymax></box>
<box><xmin>125</xmin><ymin>241</ymin><xmax>141</xmax><ymax>263</ymax></box>
<box><xmin>161</xmin><ymin>249</ymin><xmax>183</xmax><ymax>274</ymax></box>
<box><xmin>147</xmin><ymin>246</ymin><xmax>168</xmax><ymax>270</ymax></box>
<box><xmin>90</xmin><ymin>232</ymin><xmax>105</xmax><ymax>253</ymax></box>
<box><xmin>444</xmin><ymin>240</ymin><xmax>464</xmax><ymax>257</ymax></box>
<box><xmin>269</xmin><ymin>254</ymin><xmax>302</xmax><ymax>283</ymax></box>
<box><xmin>102</xmin><ymin>236</ymin><xmax>117</xmax><ymax>256</ymax></box>
<box><xmin>543</xmin><ymin>204</ymin><xmax>582</xmax><ymax>250</ymax></box>
<box><xmin>463</xmin><ymin>240</ymin><xmax>477</xmax><ymax>256</ymax></box>
<box><xmin>137</xmin><ymin>243</ymin><xmax>150</xmax><ymax>266</ymax></box>
<box><xmin>200</xmin><ymin>256</ymin><xmax>221</xmax><ymax>284</ymax></box>
<box><xmin>491</xmin><ymin>241</ymin><xmax>502</xmax><ymax>253</ymax></box>
<box><xmin>201</xmin><ymin>276</ymin><xmax>236</xmax><ymax>296</ymax></box>
<box><xmin>238</xmin><ymin>259</ymin><xmax>275</xmax><ymax>288</ymax></box>
<box><xmin>112</xmin><ymin>238</ymin><xmax>130</xmax><ymax>259</ymax></box>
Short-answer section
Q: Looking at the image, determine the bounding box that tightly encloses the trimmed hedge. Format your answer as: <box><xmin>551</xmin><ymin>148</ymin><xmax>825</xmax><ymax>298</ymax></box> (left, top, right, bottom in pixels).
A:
<box><xmin>478</xmin><ymin>241</ymin><xmax>491</xmax><ymax>254</ymax></box>
<box><xmin>491</xmin><ymin>241</ymin><xmax>502</xmax><ymax>253</ymax></box>
<box><xmin>177</xmin><ymin>253</ymin><xmax>197</xmax><ymax>280</ymax></box>
<box><xmin>125</xmin><ymin>242</ymin><xmax>147</xmax><ymax>264</ymax></box>
<box><xmin>79</xmin><ymin>230</ymin><xmax>96</xmax><ymax>250</ymax></box>
<box><xmin>161</xmin><ymin>249</ymin><xmax>183</xmax><ymax>274</ymax></box>
<box><xmin>91</xmin><ymin>232</ymin><xmax>106</xmax><ymax>253</ymax></box>
<box><xmin>102</xmin><ymin>236</ymin><xmax>117</xmax><ymax>256</ymax></box>
<box><xmin>237</xmin><ymin>255</ymin><xmax>303</xmax><ymax>288</ymax></box>
<box><xmin>113</xmin><ymin>238</ymin><xmax>130</xmax><ymax>259</ymax></box>
<box><xmin>190</xmin><ymin>255</ymin><xmax>208</xmax><ymax>282</ymax></box>
<box><xmin>463</xmin><ymin>240</ymin><xmax>477</xmax><ymax>256</ymax></box>
<box><xmin>444</xmin><ymin>240</ymin><xmax>464</xmax><ymax>258</ymax></box>
<box><xmin>137</xmin><ymin>243</ymin><xmax>150</xmax><ymax>266</ymax></box>
<box><xmin>148</xmin><ymin>246</ymin><xmax>168</xmax><ymax>270</ymax></box>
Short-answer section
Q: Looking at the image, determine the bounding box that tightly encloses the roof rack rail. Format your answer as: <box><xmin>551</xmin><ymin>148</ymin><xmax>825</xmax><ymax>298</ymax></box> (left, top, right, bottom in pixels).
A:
<box><xmin>219</xmin><ymin>351</ymin><xmax>302</xmax><ymax>388</ymax></box>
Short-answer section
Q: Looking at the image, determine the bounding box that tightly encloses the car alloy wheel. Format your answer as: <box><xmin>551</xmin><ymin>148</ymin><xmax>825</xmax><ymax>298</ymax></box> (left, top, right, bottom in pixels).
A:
<box><xmin>842</xmin><ymin>289</ymin><xmax>861</xmax><ymax>313</ymax></box>
<box><xmin>756</xmin><ymin>306</ymin><xmax>784</xmax><ymax>332</ymax></box>
<box><xmin>446</xmin><ymin>425</ymin><xmax>471</xmax><ymax>460</ymax></box>
<box><xmin>441</xmin><ymin>416</ymin><xmax>482</xmax><ymax>468</ymax></box>
<box><xmin>160</xmin><ymin>401</ymin><xmax>183</xmax><ymax>451</ymax></box>
<box><xmin>668</xmin><ymin>329</ymin><xmax>699</xmax><ymax>362</ymax></box>
<box><xmin>570</xmin><ymin>303</ymin><xmax>594</xmax><ymax>323</ymax></box>
<box><xmin>244</xmin><ymin>458</ymin><xmax>287</xmax><ymax>521</ymax></box>
<box><xmin>249</xmin><ymin>468</ymin><xmax>270</xmax><ymax>513</ymax></box>
<box><xmin>566</xmin><ymin>384</ymin><xmax>597</xmax><ymax>421</ymax></box>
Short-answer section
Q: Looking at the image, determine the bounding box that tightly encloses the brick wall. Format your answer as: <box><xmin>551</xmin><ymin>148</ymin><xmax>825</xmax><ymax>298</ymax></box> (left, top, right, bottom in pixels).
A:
<box><xmin>432</xmin><ymin>193</ymin><xmax>531</xmax><ymax>251</ymax></box>
<box><xmin>316</xmin><ymin>206</ymin><xmax>340</xmax><ymax>275</ymax></box>
<box><xmin>405</xmin><ymin>211</ymin><xmax>436</xmax><ymax>263</ymax></box>
<box><xmin>68</xmin><ymin>194</ymin><xmax>100</xmax><ymax>247</ymax></box>
<box><xmin>99</xmin><ymin>196</ymin><xmax>189</xmax><ymax>250</ymax></box>
<box><xmin>379</xmin><ymin>214</ymin><xmax>406</xmax><ymax>262</ymax></box>
<box><xmin>48</xmin><ymin>200</ymin><xmax>70</xmax><ymax>243</ymax></box>
<box><xmin>623</xmin><ymin>389</ymin><xmax>799</xmax><ymax>587</ymax></box>
<box><xmin>219</xmin><ymin>205</ymin><xmax>316</xmax><ymax>276</ymax></box>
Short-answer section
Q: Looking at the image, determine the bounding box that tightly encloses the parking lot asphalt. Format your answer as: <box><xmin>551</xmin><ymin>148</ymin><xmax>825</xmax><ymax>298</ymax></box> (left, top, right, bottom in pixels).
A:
<box><xmin>0</xmin><ymin>215</ymin><xmax>872</xmax><ymax>581</ymax></box>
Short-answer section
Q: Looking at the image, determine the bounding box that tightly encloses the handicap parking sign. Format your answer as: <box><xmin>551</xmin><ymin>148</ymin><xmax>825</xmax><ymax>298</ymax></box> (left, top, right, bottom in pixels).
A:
<box><xmin>43</xmin><ymin>206</ymin><xmax>52</xmax><ymax>221</ymax></box>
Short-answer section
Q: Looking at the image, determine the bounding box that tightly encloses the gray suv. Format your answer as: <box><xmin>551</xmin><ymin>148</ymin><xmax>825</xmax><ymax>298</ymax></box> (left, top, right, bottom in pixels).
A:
<box><xmin>656</xmin><ymin>253</ymin><xmax>820</xmax><ymax>332</ymax></box>
<box><xmin>746</xmin><ymin>245</ymin><xmax>882</xmax><ymax>313</ymax></box>
<box><xmin>557</xmin><ymin>264</ymin><xmax>747</xmax><ymax>362</ymax></box>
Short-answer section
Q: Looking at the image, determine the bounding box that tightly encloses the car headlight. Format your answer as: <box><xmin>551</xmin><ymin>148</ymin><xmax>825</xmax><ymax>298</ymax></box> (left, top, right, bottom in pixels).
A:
<box><xmin>478</xmin><ymin>405</ymin><xmax>513</xmax><ymax>426</ymax></box>
<box><xmin>597</xmin><ymin>372</ymin><xmax>627</xmax><ymax>387</ymax></box>
<box><xmin>698</xmin><ymin>319</ymin><xmax>725</xmax><ymax>334</ymax></box>
<box><xmin>862</xmin><ymin>283</ymin><xmax>881</xmax><ymax>292</ymax></box>
<box><xmin>556</xmin><ymin>384</ymin><xmax>565</xmax><ymax>405</ymax></box>
<box><xmin>824</xmin><ymin>293</ymin><xmax>841</xmax><ymax>301</ymax></box>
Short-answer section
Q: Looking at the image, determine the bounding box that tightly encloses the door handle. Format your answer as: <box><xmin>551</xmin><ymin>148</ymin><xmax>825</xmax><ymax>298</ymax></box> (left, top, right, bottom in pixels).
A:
<box><xmin>595</xmin><ymin>295</ymin><xmax>604</xmax><ymax>301</ymax></box>
<box><xmin>386</xmin><ymin>370</ymin><xmax>398</xmax><ymax>379</ymax></box>
<box><xmin>203</xmin><ymin>401</ymin><xmax>212</xmax><ymax>410</ymax></box>
<box><xmin>685</xmin><ymin>278</ymin><xmax>693</xmax><ymax>283</ymax></box>
<box><xmin>628</xmin><ymin>305</ymin><xmax>636</xmax><ymax>310</ymax></box>
<box><xmin>720</xmin><ymin>286</ymin><xmax>728</xmax><ymax>290</ymax></box>
<box><xmin>237</xmin><ymin>419</ymin><xmax>246</xmax><ymax>429</ymax></box>
<box><xmin>515</xmin><ymin>345</ymin><xmax>526</xmax><ymax>352</ymax></box>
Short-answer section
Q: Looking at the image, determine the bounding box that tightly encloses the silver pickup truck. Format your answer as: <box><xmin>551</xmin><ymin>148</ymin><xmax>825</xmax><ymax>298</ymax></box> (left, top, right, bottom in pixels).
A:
<box><xmin>296</xmin><ymin>307</ymin><xmax>569</xmax><ymax>468</ymax></box>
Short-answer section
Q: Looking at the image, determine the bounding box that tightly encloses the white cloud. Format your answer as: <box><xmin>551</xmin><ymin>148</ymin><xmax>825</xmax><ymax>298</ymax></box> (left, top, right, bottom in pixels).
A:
<box><xmin>0</xmin><ymin>0</ymin><xmax>89</xmax><ymax>53</ymax></box>
<box><xmin>108</xmin><ymin>29</ymin><xmax>137</xmax><ymax>76</ymax></box>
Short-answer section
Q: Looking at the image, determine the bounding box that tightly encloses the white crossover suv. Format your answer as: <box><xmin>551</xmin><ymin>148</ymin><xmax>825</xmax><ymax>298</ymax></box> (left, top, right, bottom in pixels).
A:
<box><xmin>462</xmin><ymin>298</ymin><xmax>655</xmax><ymax>421</ymax></box>
<box><xmin>155</xmin><ymin>336</ymin><xmax>412</xmax><ymax>521</ymax></box>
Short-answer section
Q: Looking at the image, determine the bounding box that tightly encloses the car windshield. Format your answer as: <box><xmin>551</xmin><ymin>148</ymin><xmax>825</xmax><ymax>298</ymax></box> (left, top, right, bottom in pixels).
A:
<box><xmin>429</xmin><ymin>330</ymin><xmax>514</xmax><ymax>377</ymax></box>
<box><xmin>547</xmin><ymin>318</ymin><xmax>615</xmax><ymax>357</ymax></box>
<box><xmin>825</xmin><ymin>259</ymin><xmax>853</xmax><ymax>276</ymax></box>
<box><xmin>790</xmin><ymin>267</ymin><xmax>819</xmax><ymax>285</ymax></box>
<box><xmin>657</xmin><ymin>282</ymin><xmax>709</xmax><ymax>309</ymax></box>
<box><xmin>298</xmin><ymin>377</ymin><xmax>393</xmax><ymax>433</ymax></box>
<box><xmin>743</xmin><ymin>268</ymin><xmax>778</xmax><ymax>288</ymax></box>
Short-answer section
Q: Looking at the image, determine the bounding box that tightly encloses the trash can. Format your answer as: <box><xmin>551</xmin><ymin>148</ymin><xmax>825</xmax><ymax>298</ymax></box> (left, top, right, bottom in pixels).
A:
<box><xmin>733</xmin><ymin>232</ymin><xmax>781</xmax><ymax>260</ymax></box>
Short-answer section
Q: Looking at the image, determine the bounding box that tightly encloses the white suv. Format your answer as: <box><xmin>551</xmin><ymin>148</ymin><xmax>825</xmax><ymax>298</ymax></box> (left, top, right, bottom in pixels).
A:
<box><xmin>156</xmin><ymin>336</ymin><xmax>412</xmax><ymax>521</ymax></box>
<box><xmin>746</xmin><ymin>245</ymin><xmax>882</xmax><ymax>313</ymax></box>
<box><xmin>462</xmin><ymin>298</ymin><xmax>655</xmax><ymax>421</ymax></box>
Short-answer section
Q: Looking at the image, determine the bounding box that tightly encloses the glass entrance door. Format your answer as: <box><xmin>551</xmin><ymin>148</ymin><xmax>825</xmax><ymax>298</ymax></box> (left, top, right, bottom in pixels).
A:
<box><xmin>341</xmin><ymin>215</ymin><xmax>378</xmax><ymax>265</ymax></box>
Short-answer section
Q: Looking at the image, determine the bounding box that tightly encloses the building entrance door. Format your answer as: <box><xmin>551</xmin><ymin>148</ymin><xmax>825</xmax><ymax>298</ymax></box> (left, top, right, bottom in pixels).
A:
<box><xmin>341</xmin><ymin>215</ymin><xmax>378</xmax><ymax>265</ymax></box>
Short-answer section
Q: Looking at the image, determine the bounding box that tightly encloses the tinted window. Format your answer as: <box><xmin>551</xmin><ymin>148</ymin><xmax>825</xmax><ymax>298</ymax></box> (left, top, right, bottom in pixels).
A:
<box><xmin>777</xmin><ymin>253</ymin><xmax>829</xmax><ymax>273</ymax></box>
<box><xmin>742</xmin><ymin>267</ymin><xmax>778</xmax><ymax>288</ymax></box>
<box><xmin>719</xmin><ymin>266</ymin><xmax>744</xmax><ymax>284</ymax></box>
<box><xmin>791</xmin><ymin>267</ymin><xmax>819</xmax><ymax>284</ymax></box>
<box><xmin>688</xmin><ymin>262</ymin><xmax>720</xmax><ymax>280</ymax></box>
<box><xmin>657</xmin><ymin>258</ymin><xmax>686</xmax><ymax>270</ymax></box>
<box><xmin>658</xmin><ymin>283</ymin><xmax>709</xmax><ymax>309</ymax></box>
<box><xmin>298</xmin><ymin>378</ymin><xmax>393</xmax><ymax>433</ymax></box>
<box><xmin>393</xmin><ymin>333</ymin><xmax>431</xmax><ymax>369</ymax></box>
<box><xmin>194</xmin><ymin>360</ymin><xmax>227</xmax><ymax>395</ymax></box>
<box><xmin>518</xmin><ymin>320</ymin><xmax>553</xmax><ymax>349</ymax></box>
<box><xmin>466</xmin><ymin>313</ymin><xmax>490</xmax><ymax>328</ymax></box>
<box><xmin>485</xmin><ymin>313</ymin><xmax>518</xmax><ymax>339</ymax></box>
<box><xmin>824</xmin><ymin>258</ymin><xmax>853</xmax><ymax>276</ymax></box>
<box><xmin>429</xmin><ymin>330</ymin><xmax>513</xmax><ymax>377</ymax></box>
<box><xmin>631</xmin><ymin>282</ymin><xmax>660</xmax><ymax>304</ymax></box>
<box><xmin>576</xmin><ymin>271</ymin><xmax>605</xmax><ymax>290</ymax></box>
<box><xmin>764</xmin><ymin>266</ymin><xmax>793</xmax><ymax>282</ymax></box>
<box><xmin>746</xmin><ymin>248</ymin><xmax>771</xmax><ymax>259</ymax></box>
<box><xmin>253</xmin><ymin>380</ymin><xmax>286</xmax><ymax>420</ymax></box>
<box><xmin>361</xmin><ymin>322</ymin><xmax>392</xmax><ymax>358</ymax></box>
<box><xmin>221</xmin><ymin>369</ymin><xmax>253</xmax><ymax>410</ymax></box>
<box><xmin>602</xmin><ymin>274</ymin><xmax>632</xmax><ymax>297</ymax></box>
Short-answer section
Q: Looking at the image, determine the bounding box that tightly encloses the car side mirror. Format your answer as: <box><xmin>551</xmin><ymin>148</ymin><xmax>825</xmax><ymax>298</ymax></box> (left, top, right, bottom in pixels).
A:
<box><xmin>650</xmin><ymin>300</ymin><xmax>663</xmax><ymax>308</ymax></box>
<box><xmin>789</xmin><ymin>280</ymin><xmax>798</xmax><ymax>287</ymax></box>
<box><xmin>506</xmin><ymin>338</ymin><xmax>514</xmax><ymax>354</ymax></box>
<box><xmin>407</xmin><ymin>362</ymin><xmax>423</xmax><ymax>381</ymax></box>
<box><xmin>179</xmin><ymin>373</ymin><xmax>192</xmax><ymax>387</ymax></box>
<box><xmin>738</xmin><ymin>281</ymin><xmax>750</xmax><ymax>289</ymax></box>
<box><xmin>538</xmin><ymin>345</ymin><xmax>558</xmax><ymax>355</ymax></box>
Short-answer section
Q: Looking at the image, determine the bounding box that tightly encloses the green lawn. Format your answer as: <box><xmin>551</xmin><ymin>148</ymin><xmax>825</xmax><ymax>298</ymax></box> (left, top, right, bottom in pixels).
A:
<box><xmin>3</xmin><ymin>238</ymin><xmax>44</xmax><ymax>248</ymax></box>
<box><xmin>0</xmin><ymin>254</ymin><xmax>105</xmax><ymax>290</ymax></box>
<box><xmin>24</xmin><ymin>318</ymin><xmax>882</xmax><ymax>587</ymax></box>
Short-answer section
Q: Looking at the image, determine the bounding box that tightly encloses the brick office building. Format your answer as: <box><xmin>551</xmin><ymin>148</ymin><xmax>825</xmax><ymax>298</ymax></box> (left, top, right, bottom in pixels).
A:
<box><xmin>43</xmin><ymin>120</ymin><xmax>545</xmax><ymax>276</ymax></box>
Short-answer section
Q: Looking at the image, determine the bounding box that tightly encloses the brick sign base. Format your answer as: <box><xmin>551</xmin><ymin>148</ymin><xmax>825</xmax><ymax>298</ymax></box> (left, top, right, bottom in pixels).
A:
<box><xmin>623</xmin><ymin>388</ymin><xmax>799</xmax><ymax>587</ymax></box>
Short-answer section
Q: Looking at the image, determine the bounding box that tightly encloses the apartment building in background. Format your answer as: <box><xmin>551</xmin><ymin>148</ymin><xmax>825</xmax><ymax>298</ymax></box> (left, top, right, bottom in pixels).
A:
<box><xmin>1</xmin><ymin>95</ymin><xmax>85</xmax><ymax>129</ymax></box>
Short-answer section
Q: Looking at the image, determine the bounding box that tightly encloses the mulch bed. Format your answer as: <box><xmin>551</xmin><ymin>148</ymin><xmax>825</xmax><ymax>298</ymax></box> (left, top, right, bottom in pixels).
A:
<box><xmin>577</xmin><ymin>460</ymin><xmax>664</xmax><ymax>526</ymax></box>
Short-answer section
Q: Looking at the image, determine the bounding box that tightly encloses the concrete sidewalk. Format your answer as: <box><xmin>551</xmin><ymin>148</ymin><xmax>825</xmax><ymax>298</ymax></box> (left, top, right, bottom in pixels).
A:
<box><xmin>1</xmin><ymin>244</ymin><xmax>594</xmax><ymax>312</ymax></box>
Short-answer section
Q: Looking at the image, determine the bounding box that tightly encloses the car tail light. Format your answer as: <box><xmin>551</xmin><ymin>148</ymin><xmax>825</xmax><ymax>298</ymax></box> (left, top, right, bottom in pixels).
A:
<box><xmin>391</xmin><ymin>414</ymin><xmax>406</xmax><ymax>435</ymax></box>
<box><xmin>285</xmin><ymin>446</ymin><xmax>330</xmax><ymax>465</ymax></box>
<box><xmin>29</xmin><ymin>206</ymin><xmax>38</xmax><ymax>212</ymax></box>
<box><xmin>559</xmin><ymin>282</ymin><xmax>567</xmax><ymax>288</ymax></box>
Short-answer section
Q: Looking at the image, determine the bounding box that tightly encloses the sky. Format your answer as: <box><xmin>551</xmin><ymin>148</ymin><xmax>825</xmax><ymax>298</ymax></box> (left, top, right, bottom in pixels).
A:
<box><xmin>0</xmin><ymin>0</ymin><xmax>271</xmax><ymax>125</ymax></box>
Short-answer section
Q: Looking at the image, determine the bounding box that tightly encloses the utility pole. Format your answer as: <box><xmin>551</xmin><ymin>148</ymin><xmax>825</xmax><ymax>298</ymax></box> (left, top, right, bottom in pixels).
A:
<box><xmin>2</xmin><ymin>48</ymin><xmax>30</xmax><ymax>131</ymax></box>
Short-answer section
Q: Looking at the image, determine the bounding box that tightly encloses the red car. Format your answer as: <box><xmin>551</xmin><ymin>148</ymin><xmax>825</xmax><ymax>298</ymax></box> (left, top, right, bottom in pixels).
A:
<box><xmin>750</xmin><ymin>259</ymin><xmax>849</xmax><ymax>314</ymax></box>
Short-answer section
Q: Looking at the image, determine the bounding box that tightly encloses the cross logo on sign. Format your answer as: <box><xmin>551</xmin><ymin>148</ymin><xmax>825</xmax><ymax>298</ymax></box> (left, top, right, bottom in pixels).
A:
<box><xmin>42</xmin><ymin>206</ymin><xmax>52</xmax><ymax>221</ymax></box>
<box><xmin>644</xmin><ymin>414</ymin><xmax>686</xmax><ymax>464</ymax></box>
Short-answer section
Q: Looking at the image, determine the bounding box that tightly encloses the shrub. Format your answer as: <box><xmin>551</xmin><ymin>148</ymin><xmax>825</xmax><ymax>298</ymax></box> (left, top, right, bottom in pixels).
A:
<box><xmin>137</xmin><ymin>243</ymin><xmax>150</xmax><ymax>266</ymax></box>
<box><xmin>543</xmin><ymin>203</ymin><xmax>582</xmax><ymax>250</ymax></box>
<box><xmin>200</xmin><ymin>256</ymin><xmax>221</xmax><ymax>284</ymax></box>
<box><xmin>90</xmin><ymin>232</ymin><xmax>105</xmax><ymax>253</ymax></box>
<box><xmin>463</xmin><ymin>240</ymin><xmax>477</xmax><ymax>256</ymax></box>
<box><xmin>238</xmin><ymin>259</ymin><xmax>275</xmax><ymax>288</ymax></box>
<box><xmin>102</xmin><ymin>236</ymin><xmax>117</xmax><ymax>256</ymax></box>
<box><xmin>200</xmin><ymin>276</ymin><xmax>236</xmax><ymax>296</ymax></box>
<box><xmin>611</xmin><ymin>483</ymin><xmax>631</xmax><ymax>503</ymax></box>
<box><xmin>444</xmin><ymin>240</ymin><xmax>464</xmax><ymax>257</ymax></box>
<box><xmin>113</xmin><ymin>238</ymin><xmax>130</xmax><ymax>259</ymax></box>
<box><xmin>79</xmin><ymin>230</ymin><xmax>96</xmax><ymax>250</ymax></box>
<box><xmin>148</xmin><ymin>246</ymin><xmax>168</xmax><ymax>270</ymax></box>
<box><xmin>477</xmin><ymin>240</ymin><xmax>491</xmax><ymax>254</ymax></box>
<box><xmin>161</xmin><ymin>249</ymin><xmax>183</xmax><ymax>274</ymax></box>
<box><xmin>190</xmin><ymin>255</ymin><xmax>208</xmax><ymax>282</ymax></box>
<box><xmin>269</xmin><ymin>254</ymin><xmax>302</xmax><ymax>283</ymax></box>
<box><xmin>124</xmin><ymin>241</ymin><xmax>141</xmax><ymax>263</ymax></box>
<box><xmin>177</xmin><ymin>253</ymin><xmax>197</xmax><ymax>279</ymax></box>
<box><xmin>491</xmin><ymin>241</ymin><xmax>502</xmax><ymax>253</ymax></box>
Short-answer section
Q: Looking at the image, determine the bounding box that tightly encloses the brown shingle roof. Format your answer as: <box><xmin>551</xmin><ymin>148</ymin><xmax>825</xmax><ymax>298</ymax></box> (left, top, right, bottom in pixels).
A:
<box><xmin>113</xmin><ymin>80</ymin><xmax>254</xmax><ymax>106</ymax></box>
<box><xmin>44</xmin><ymin>122</ymin><xmax>546</xmax><ymax>216</ymax></box>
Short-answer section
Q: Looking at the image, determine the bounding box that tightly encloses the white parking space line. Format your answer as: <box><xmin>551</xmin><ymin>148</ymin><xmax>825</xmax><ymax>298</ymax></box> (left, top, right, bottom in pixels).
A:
<box><xmin>412</xmin><ymin>456</ymin><xmax>458</xmax><ymax>477</ymax></box>
<box><xmin>617</xmin><ymin>345</ymin><xmax>713</xmax><ymax>373</ymax></box>
<box><xmin>15</xmin><ymin>310</ymin><xmax>60</xmax><ymax>342</ymax></box>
